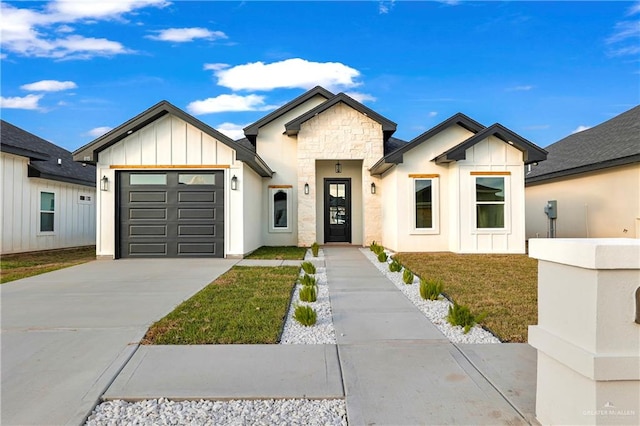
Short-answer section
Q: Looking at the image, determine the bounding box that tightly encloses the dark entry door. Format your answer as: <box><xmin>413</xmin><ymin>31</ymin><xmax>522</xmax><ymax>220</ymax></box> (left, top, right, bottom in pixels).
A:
<box><xmin>118</xmin><ymin>170</ymin><xmax>224</xmax><ymax>258</ymax></box>
<box><xmin>324</xmin><ymin>178</ymin><xmax>351</xmax><ymax>243</ymax></box>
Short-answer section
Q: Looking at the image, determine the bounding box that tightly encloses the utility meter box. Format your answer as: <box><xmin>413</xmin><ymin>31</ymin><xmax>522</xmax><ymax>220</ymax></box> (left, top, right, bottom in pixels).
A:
<box><xmin>544</xmin><ymin>200</ymin><xmax>557</xmax><ymax>219</ymax></box>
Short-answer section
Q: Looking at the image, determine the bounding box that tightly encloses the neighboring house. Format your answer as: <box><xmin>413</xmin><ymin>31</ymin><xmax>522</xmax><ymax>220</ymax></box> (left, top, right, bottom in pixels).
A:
<box><xmin>1</xmin><ymin>120</ymin><xmax>96</xmax><ymax>254</ymax></box>
<box><xmin>525</xmin><ymin>105</ymin><xmax>640</xmax><ymax>239</ymax></box>
<box><xmin>73</xmin><ymin>86</ymin><xmax>546</xmax><ymax>259</ymax></box>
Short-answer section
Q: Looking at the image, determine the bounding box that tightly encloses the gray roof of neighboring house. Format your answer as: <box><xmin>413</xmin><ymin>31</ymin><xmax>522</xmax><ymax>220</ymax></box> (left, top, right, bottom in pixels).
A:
<box><xmin>72</xmin><ymin>101</ymin><xmax>273</xmax><ymax>178</ymax></box>
<box><xmin>526</xmin><ymin>105</ymin><xmax>640</xmax><ymax>184</ymax></box>
<box><xmin>1</xmin><ymin>120</ymin><xmax>96</xmax><ymax>187</ymax></box>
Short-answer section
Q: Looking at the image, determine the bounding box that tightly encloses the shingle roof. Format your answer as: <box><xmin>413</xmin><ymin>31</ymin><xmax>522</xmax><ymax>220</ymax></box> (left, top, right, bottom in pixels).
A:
<box><xmin>1</xmin><ymin>120</ymin><xmax>95</xmax><ymax>187</ymax></box>
<box><xmin>72</xmin><ymin>100</ymin><xmax>274</xmax><ymax>178</ymax></box>
<box><xmin>526</xmin><ymin>105</ymin><xmax>640</xmax><ymax>184</ymax></box>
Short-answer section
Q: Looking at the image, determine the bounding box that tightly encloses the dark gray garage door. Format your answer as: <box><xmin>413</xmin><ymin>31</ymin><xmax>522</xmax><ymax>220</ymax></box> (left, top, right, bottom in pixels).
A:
<box><xmin>118</xmin><ymin>170</ymin><xmax>224</xmax><ymax>258</ymax></box>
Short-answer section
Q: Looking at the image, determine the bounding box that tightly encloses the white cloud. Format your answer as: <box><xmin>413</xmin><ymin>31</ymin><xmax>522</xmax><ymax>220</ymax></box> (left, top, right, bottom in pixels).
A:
<box><xmin>506</xmin><ymin>85</ymin><xmax>534</xmax><ymax>92</ymax></box>
<box><xmin>0</xmin><ymin>1</ymin><xmax>166</xmax><ymax>59</ymax></box>
<box><xmin>606</xmin><ymin>9</ymin><xmax>640</xmax><ymax>57</ymax></box>
<box><xmin>21</xmin><ymin>79</ymin><xmax>77</xmax><ymax>92</ymax></box>
<box><xmin>627</xmin><ymin>2</ymin><xmax>640</xmax><ymax>16</ymax></box>
<box><xmin>572</xmin><ymin>125</ymin><xmax>591</xmax><ymax>134</ymax></box>
<box><xmin>86</xmin><ymin>126</ymin><xmax>113</xmax><ymax>138</ymax></box>
<box><xmin>344</xmin><ymin>92</ymin><xmax>376</xmax><ymax>103</ymax></box>
<box><xmin>428</xmin><ymin>111</ymin><xmax>438</xmax><ymax>118</ymax></box>
<box><xmin>215</xmin><ymin>122</ymin><xmax>248</xmax><ymax>140</ymax></box>
<box><xmin>186</xmin><ymin>94</ymin><xmax>279</xmax><ymax>115</ymax></box>
<box><xmin>147</xmin><ymin>27</ymin><xmax>228</xmax><ymax>43</ymax></box>
<box><xmin>204</xmin><ymin>63</ymin><xmax>230</xmax><ymax>71</ymax></box>
<box><xmin>378</xmin><ymin>1</ymin><xmax>395</xmax><ymax>14</ymax></box>
<box><xmin>210</xmin><ymin>58</ymin><xmax>361</xmax><ymax>92</ymax></box>
<box><xmin>0</xmin><ymin>94</ymin><xmax>43</xmax><ymax>110</ymax></box>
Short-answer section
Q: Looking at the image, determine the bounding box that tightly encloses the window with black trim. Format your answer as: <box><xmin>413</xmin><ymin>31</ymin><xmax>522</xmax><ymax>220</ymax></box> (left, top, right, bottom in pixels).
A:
<box><xmin>40</xmin><ymin>191</ymin><xmax>55</xmax><ymax>232</ymax></box>
<box><xmin>475</xmin><ymin>177</ymin><xmax>505</xmax><ymax>228</ymax></box>
<box><xmin>269</xmin><ymin>187</ymin><xmax>292</xmax><ymax>232</ymax></box>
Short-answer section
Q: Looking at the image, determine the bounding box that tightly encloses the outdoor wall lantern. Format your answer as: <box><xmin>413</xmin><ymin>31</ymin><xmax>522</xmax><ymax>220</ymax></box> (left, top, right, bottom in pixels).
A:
<box><xmin>304</xmin><ymin>183</ymin><xmax>310</xmax><ymax>195</ymax></box>
<box><xmin>371</xmin><ymin>182</ymin><xmax>376</xmax><ymax>194</ymax></box>
<box><xmin>335</xmin><ymin>161</ymin><xmax>342</xmax><ymax>174</ymax></box>
<box><xmin>100</xmin><ymin>175</ymin><xmax>109</xmax><ymax>192</ymax></box>
<box><xmin>231</xmin><ymin>175</ymin><xmax>238</xmax><ymax>190</ymax></box>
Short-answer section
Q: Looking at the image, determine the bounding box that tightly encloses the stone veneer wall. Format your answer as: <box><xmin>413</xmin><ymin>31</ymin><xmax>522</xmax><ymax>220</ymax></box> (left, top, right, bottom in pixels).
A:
<box><xmin>296</xmin><ymin>102</ymin><xmax>384</xmax><ymax>246</ymax></box>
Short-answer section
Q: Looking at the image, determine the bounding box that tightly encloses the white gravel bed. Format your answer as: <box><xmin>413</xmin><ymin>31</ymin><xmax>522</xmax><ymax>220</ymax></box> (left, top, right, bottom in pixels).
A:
<box><xmin>86</xmin><ymin>398</ymin><xmax>347</xmax><ymax>426</ymax></box>
<box><xmin>360</xmin><ymin>248</ymin><xmax>501</xmax><ymax>344</ymax></box>
<box><xmin>280</xmin><ymin>249</ymin><xmax>336</xmax><ymax>344</ymax></box>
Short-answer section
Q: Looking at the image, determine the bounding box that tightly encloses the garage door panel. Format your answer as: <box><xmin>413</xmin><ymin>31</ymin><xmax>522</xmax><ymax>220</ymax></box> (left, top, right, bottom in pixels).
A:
<box><xmin>130</xmin><ymin>191</ymin><xmax>167</xmax><ymax>203</ymax></box>
<box><xmin>178</xmin><ymin>225</ymin><xmax>216</xmax><ymax>236</ymax></box>
<box><xmin>178</xmin><ymin>191</ymin><xmax>216</xmax><ymax>203</ymax></box>
<box><xmin>119</xmin><ymin>170</ymin><xmax>224</xmax><ymax>258</ymax></box>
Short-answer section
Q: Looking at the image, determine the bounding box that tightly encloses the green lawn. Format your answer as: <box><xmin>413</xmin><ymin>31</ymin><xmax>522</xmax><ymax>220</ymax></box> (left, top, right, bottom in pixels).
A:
<box><xmin>142</xmin><ymin>266</ymin><xmax>300</xmax><ymax>345</ymax></box>
<box><xmin>394</xmin><ymin>252</ymin><xmax>538</xmax><ymax>343</ymax></box>
<box><xmin>244</xmin><ymin>246</ymin><xmax>307</xmax><ymax>260</ymax></box>
<box><xmin>1</xmin><ymin>246</ymin><xmax>96</xmax><ymax>284</ymax></box>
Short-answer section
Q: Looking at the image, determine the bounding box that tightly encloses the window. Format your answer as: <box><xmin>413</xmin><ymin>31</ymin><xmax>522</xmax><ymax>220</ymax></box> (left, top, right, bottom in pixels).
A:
<box><xmin>475</xmin><ymin>177</ymin><xmax>505</xmax><ymax>228</ymax></box>
<box><xmin>269</xmin><ymin>186</ymin><xmax>292</xmax><ymax>232</ymax></box>
<box><xmin>40</xmin><ymin>191</ymin><xmax>55</xmax><ymax>232</ymax></box>
<box><xmin>178</xmin><ymin>174</ymin><xmax>215</xmax><ymax>185</ymax></box>
<box><xmin>130</xmin><ymin>174</ymin><xmax>167</xmax><ymax>185</ymax></box>
<box><xmin>410</xmin><ymin>175</ymin><xmax>439</xmax><ymax>234</ymax></box>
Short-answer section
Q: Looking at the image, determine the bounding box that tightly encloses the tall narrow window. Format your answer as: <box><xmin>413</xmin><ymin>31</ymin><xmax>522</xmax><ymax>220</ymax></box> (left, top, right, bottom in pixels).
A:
<box><xmin>40</xmin><ymin>191</ymin><xmax>55</xmax><ymax>232</ymax></box>
<box><xmin>415</xmin><ymin>179</ymin><xmax>433</xmax><ymax>229</ymax></box>
<box><xmin>274</xmin><ymin>190</ymin><xmax>288</xmax><ymax>228</ymax></box>
<box><xmin>269</xmin><ymin>186</ymin><xmax>292</xmax><ymax>232</ymax></box>
<box><xmin>475</xmin><ymin>177</ymin><xmax>505</xmax><ymax>228</ymax></box>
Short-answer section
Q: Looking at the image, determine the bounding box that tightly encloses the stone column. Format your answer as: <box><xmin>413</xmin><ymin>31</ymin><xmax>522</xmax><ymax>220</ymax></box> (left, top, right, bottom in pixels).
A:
<box><xmin>528</xmin><ymin>238</ymin><xmax>640</xmax><ymax>426</ymax></box>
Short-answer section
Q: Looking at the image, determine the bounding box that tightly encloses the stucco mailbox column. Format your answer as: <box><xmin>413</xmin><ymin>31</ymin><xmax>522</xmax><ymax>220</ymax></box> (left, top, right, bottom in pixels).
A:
<box><xmin>528</xmin><ymin>238</ymin><xmax>640</xmax><ymax>426</ymax></box>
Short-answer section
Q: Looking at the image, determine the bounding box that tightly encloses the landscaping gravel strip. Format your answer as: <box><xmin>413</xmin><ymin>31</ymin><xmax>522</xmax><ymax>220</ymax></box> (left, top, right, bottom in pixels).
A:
<box><xmin>280</xmin><ymin>249</ymin><xmax>336</xmax><ymax>344</ymax></box>
<box><xmin>86</xmin><ymin>398</ymin><xmax>347</xmax><ymax>426</ymax></box>
<box><xmin>360</xmin><ymin>248</ymin><xmax>501</xmax><ymax>344</ymax></box>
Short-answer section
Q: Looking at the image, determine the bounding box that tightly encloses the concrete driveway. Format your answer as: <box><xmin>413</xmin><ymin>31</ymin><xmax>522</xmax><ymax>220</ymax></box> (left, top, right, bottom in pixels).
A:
<box><xmin>1</xmin><ymin>258</ymin><xmax>237</xmax><ymax>426</ymax></box>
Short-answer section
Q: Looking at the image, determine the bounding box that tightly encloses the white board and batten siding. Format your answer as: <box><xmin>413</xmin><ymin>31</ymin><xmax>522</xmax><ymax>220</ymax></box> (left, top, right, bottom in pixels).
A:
<box><xmin>455</xmin><ymin>136</ymin><xmax>526</xmax><ymax>254</ymax></box>
<box><xmin>1</xmin><ymin>152</ymin><xmax>96</xmax><ymax>254</ymax></box>
<box><xmin>95</xmin><ymin>114</ymin><xmax>239</xmax><ymax>258</ymax></box>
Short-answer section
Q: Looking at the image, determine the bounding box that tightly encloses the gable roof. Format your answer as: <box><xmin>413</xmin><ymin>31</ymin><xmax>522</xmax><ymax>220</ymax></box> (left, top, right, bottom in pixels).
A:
<box><xmin>72</xmin><ymin>100</ymin><xmax>273</xmax><ymax>177</ymax></box>
<box><xmin>1</xmin><ymin>120</ymin><xmax>95</xmax><ymax>187</ymax></box>
<box><xmin>243</xmin><ymin>86</ymin><xmax>334</xmax><ymax>145</ymax></box>
<box><xmin>434</xmin><ymin>123</ymin><xmax>547</xmax><ymax>165</ymax></box>
<box><xmin>284</xmin><ymin>92</ymin><xmax>397</xmax><ymax>140</ymax></box>
<box><xmin>526</xmin><ymin>105</ymin><xmax>640</xmax><ymax>184</ymax></box>
<box><xmin>370</xmin><ymin>113</ymin><xmax>485</xmax><ymax>176</ymax></box>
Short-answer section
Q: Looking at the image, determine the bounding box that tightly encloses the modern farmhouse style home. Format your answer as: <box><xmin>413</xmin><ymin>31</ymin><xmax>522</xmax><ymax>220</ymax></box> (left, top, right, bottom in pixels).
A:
<box><xmin>73</xmin><ymin>87</ymin><xmax>547</xmax><ymax>259</ymax></box>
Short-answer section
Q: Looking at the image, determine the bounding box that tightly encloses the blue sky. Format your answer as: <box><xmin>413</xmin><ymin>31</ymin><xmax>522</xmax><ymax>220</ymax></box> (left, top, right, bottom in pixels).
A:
<box><xmin>1</xmin><ymin>1</ymin><xmax>639</xmax><ymax>152</ymax></box>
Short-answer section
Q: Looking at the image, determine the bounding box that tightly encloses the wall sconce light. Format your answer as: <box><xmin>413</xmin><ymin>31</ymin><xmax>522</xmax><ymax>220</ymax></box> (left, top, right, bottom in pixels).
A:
<box><xmin>304</xmin><ymin>183</ymin><xmax>310</xmax><ymax>195</ymax></box>
<box><xmin>335</xmin><ymin>161</ymin><xmax>342</xmax><ymax>174</ymax></box>
<box><xmin>100</xmin><ymin>175</ymin><xmax>109</xmax><ymax>192</ymax></box>
<box><xmin>371</xmin><ymin>182</ymin><xmax>376</xmax><ymax>194</ymax></box>
<box><xmin>231</xmin><ymin>175</ymin><xmax>238</xmax><ymax>190</ymax></box>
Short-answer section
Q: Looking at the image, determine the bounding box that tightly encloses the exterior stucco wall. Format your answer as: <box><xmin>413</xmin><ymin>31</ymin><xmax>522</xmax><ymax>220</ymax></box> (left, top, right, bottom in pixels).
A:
<box><xmin>455</xmin><ymin>136</ymin><xmax>526</xmax><ymax>253</ymax></box>
<box><xmin>242</xmin><ymin>162</ymin><xmax>263</xmax><ymax>255</ymax></box>
<box><xmin>1</xmin><ymin>152</ymin><xmax>96</xmax><ymax>254</ymax></box>
<box><xmin>256</xmin><ymin>94</ymin><xmax>327</xmax><ymax>246</ymax></box>
<box><xmin>95</xmin><ymin>114</ymin><xmax>239</xmax><ymax>258</ymax></box>
<box><xmin>525</xmin><ymin>163</ymin><xmax>640</xmax><ymax>239</ymax></box>
<box><xmin>296</xmin><ymin>102</ymin><xmax>383</xmax><ymax>246</ymax></box>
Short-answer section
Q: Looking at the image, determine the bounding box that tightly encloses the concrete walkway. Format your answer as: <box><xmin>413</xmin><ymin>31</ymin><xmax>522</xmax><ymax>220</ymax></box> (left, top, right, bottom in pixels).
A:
<box><xmin>101</xmin><ymin>247</ymin><xmax>537</xmax><ymax>425</ymax></box>
<box><xmin>1</xmin><ymin>258</ymin><xmax>237</xmax><ymax>426</ymax></box>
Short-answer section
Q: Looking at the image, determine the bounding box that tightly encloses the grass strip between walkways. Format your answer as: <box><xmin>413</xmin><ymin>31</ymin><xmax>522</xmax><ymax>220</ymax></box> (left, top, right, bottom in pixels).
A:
<box><xmin>0</xmin><ymin>246</ymin><xmax>96</xmax><ymax>284</ymax></box>
<box><xmin>142</xmin><ymin>266</ymin><xmax>300</xmax><ymax>345</ymax></box>
<box><xmin>394</xmin><ymin>252</ymin><xmax>538</xmax><ymax>343</ymax></box>
<box><xmin>244</xmin><ymin>246</ymin><xmax>307</xmax><ymax>260</ymax></box>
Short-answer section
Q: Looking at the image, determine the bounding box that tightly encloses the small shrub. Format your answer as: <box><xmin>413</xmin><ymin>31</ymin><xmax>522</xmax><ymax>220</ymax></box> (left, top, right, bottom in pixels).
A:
<box><xmin>389</xmin><ymin>258</ymin><xmax>402</xmax><ymax>272</ymax></box>
<box><xmin>311</xmin><ymin>242</ymin><xmax>320</xmax><ymax>257</ymax></box>
<box><xmin>419</xmin><ymin>278</ymin><xmax>443</xmax><ymax>301</ymax></box>
<box><xmin>299</xmin><ymin>285</ymin><xmax>317</xmax><ymax>302</ymax></box>
<box><xmin>301</xmin><ymin>261</ymin><xmax>316</xmax><ymax>275</ymax></box>
<box><xmin>293</xmin><ymin>304</ymin><xmax>317</xmax><ymax>326</ymax></box>
<box><xmin>370</xmin><ymin>241</ymin><xmax>385</xmax><ymax>256</ymax></box>
<box><xmin>377</xmin><ymin>251</ymin><xmax>387</xmax><ymax>263</ymax></box>
<box><xmin>402</xmin><ymin>268</ymin><xmax>414</xmax><ymax>285</ymax></box>
<box><xmin>447</xmin><ymin>302</ymin><xmax>487</xmax><ymax>334</ymax></box>
<box><xmin>300</xmin><ymin>273</ymin><xmax>316</xmax><ymax>287</ymax></box>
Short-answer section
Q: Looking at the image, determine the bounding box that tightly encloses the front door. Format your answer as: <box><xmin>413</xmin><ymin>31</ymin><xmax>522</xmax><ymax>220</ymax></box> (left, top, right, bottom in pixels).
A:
<box><xmin>324</xmin><ymin>178</ymin><xmax>351</xmax><ymax>243</ymax></box>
